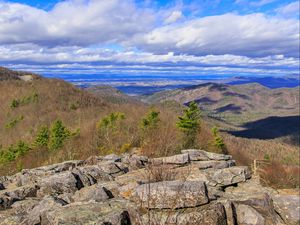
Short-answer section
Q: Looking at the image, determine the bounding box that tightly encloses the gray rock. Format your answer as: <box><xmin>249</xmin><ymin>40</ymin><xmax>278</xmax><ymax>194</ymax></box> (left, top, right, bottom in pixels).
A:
<box><xmin>97</xmin><ymin>161</ymin><xmax>128</xmax><ymax>177</ymax></box>
<box><xmin>37</xmin><ymin>172</ymin><xmax>81</xmax><ymax>197</ymax></box>
<box><xmin>0</xmin><ymin>185</ymin><xmax>38</xmax><ymax>210</ymax></box>
<box><xmin>23</xmin><ymin>195</ymin><xmax>68</xmax><ymax>225</ymax></box>
<box><xmin>192</xmin><ymin>160</ymin><xmax>236</xmax><ymax>170</ymax></box>
<box><xmin>142</xmin><ymin>202</ymin><xmax>227</xmax><ymax>225</ymax></box>
<box><xmin>103</xmin><ymin>154</ymin><xmax>122</xmax><ymax>162</ymax></box>
<box><xmin>83</xmin><ymin>155</ymin><xmax>103</xmax><ymax>165</ymax></box>
<box><xmin>181</xmin><ymin>149</ymin><xmax>232</xmax><ymax>161</ymax></box>
<box><xmin>227</xmin><ymin>193</ymin><xmax>283</xmax><ymax>225</ymax></box>
<box><xmin>235</xmin><ymin>204</ymin><xmax>266</xmax><ymax>225</ymax></box>
<box><xmin>72</xmin><ymin>165</ymin><xmax>113</xmax><ymax>187</ymax></box>
<box><xmin>134</xmin><ymin>180</ymin><xmax>209</xmax><ymax>209</ymax></box>
<box><xmin>209</xmin><ymin>166</ymin><xmax>251</xmax><ymax>187</ymax></box>
<box><xmin>73</xmin><ymin>183</ymin><xmax>113</xmax><ymax>202</ymax></box>
<box><xmin>151</xmin><ymin>153</ymin><xmax>190</xmax><ymax>165</ymax></box>
<box><xmin>11</xmin><ymin>198</ymin><xmax>40</xmax><ymax>214</ymax></box>
<box><xmin>44</xmin><ymin>199</ymin><xmax>136</xmax><ymax>225</ymax></box>
<box><xmin>122</xmin><ymin>154</ymin><xmax>148</xmax><ymax>170</ymax></box>
<box><xmin>272</xmin><ymin>194</ymin><xmax>300</xmax><ymax>224</ymax></box>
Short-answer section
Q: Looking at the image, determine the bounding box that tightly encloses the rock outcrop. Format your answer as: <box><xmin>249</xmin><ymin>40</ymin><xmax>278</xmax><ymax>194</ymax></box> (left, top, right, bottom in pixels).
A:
<box><xmin>0</xmin><ymin>149</ymin><xmax>298</xmax><ymax>225</ymax></box>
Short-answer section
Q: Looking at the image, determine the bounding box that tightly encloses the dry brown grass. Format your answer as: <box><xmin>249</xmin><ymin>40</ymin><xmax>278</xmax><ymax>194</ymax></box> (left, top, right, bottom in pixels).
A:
<box><xmin>0</xmin><ymin>76</ymin><xmax>299</xmax><ymax>189</ymax></box>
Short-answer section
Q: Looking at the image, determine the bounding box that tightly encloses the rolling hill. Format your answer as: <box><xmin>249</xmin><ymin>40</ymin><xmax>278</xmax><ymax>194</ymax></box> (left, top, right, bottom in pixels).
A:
<box><xmin>0</xmin><ymin>67</ymin><xmax>299</xmax><ymax>188</ymax></box>
<box><xmin>143</xmin><ymin>82</ymin><xmax>300</xmax><ymax>126</ymax></box>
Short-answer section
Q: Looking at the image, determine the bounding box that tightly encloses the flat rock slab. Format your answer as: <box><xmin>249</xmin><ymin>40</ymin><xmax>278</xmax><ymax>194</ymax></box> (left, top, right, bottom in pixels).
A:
<box><xmin>37</xmin><ymin>172</ymin><xmax>81</xmax><ymax>197</ymax></box>
<box><xmin>209</xmin><ymin>166</ymin><xmax>251</xmax><ymax>187</ymax></box>
<box><xmin>142</xmin><ymin>202</ymin><xmax>227</xmax><ymax>225</ymax></box>
<box><xmin>0</xmin><ymin>185</ymin><xmax>38</xmax><ymax>210</ymax></box>
<box><xmin>151</xmin><ymin>153</ymin><xmax>190</xmax><ymax>165</ymax></box>
<box><xmin>73</xmin><ymin>184</ymin><xmax>113</xmax><ymax>202</ymax></box>
<box><xmin>272</xmin><ymin>194</ymin><xmax>300</xmax><ymax>224</ymax></box>
<box><xmin>182</xmin><ymin>149</ymin><xmax>232</xmax><ymax>161</ymax></box>
<box><xmin>44</xmin><ymin>199</ymin><xmax>135</xmax><ymax>225</ymax></box>
<box><xmin>192</xmin><ymin>160</ymin><xmax>236</xmax><ymax>170</ymax></box>
<box><xmin>134</xmin><ymin>180</ymin><xmax>209</xmax><ymax>209</ymax></box>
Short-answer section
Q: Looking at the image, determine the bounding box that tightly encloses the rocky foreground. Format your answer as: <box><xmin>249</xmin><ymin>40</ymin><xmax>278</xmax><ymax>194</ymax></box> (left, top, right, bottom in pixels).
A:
<box><xmin>0</xmin><ymin>149</ymin><xmax>299</xmax><ymax>225</ymax></box>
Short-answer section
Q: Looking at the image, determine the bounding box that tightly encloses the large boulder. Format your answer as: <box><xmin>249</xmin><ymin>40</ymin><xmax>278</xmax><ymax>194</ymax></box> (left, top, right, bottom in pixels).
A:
<box><xmin>151</xmin><ymin>153</ymin><xmax>190</xmax><ymax>165</ymax></box>
<box><xmin>209</xmin><ymin>166</ymin><xmax>251</xmax><ymax>187</ymax></box>
<box><xmin>192</xmin><ymin>160</ymin><xmax>236</xmax><ymax>170</ymax></box>
<box><xmin>23</xmin><ymin>195</ymin><xmax>68</xmax><ymax>225</ymax></box>
<box><xmin>37</xmin><ymin>172</ymin><xmax>82</xmax><ymax>197</ymax></box>
<box><xmin>73</xmin><ymin>183</ymin><xmax>113</xmax><ymax>202</ymax></box>
<box><xmin>0</xmin><ymin>185</ymin><xmax>38</xmax><ymax>210</ymax></box>
<box><xmin>13</xmin><ymin>160</ymin><xmax>83</xmax><ymax>187</ymax></box>
<box><xmin>44</xmin><ymin>199</ymin><xmax>137</xmax><ymax>225</ymax></box>
<box><xmin>72</xmin><ymin>165</ymin><xmax>113</xmax><ymax>187</ymax></box>
<box><xmin>224</xmin><ymin>193</ymin><xmax>283</xmax><ymax>225</ymax></box>
<box><xmin>134</xmin><ymin>180</ymin><xmax>209</xmax><ymax>209</ymax></box>
<box><xmin>181</xmin><ymin>149</ymin><xmax>232</xmax><ymax>161</ymax></box>
<box><xmin>272</xmin><ymin>194</ymin><xmax>300</xmax><ymax>224</ymax></box>
<box><xmin>141</xmin><ymin>202</ymin><xmax>227</xmax><ymax>225</ymax></box>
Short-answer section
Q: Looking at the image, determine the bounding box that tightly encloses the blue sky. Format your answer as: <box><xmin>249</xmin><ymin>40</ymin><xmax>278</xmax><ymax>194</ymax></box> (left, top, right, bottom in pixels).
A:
<box><xmin>0</xmin><ymin>0</ymin><xmax>299</xmax><ymax>79</ymax></box>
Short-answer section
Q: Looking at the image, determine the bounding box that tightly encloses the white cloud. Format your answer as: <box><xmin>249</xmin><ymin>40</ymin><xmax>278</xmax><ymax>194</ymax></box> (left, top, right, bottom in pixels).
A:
<box><xmin>0</xmin><ymin>0</ymin><xmax>154</xmax><ymax>46</ymax></box>
<box><xmin>276</xmin><ymin>1</ymin><xmax>300</xmax><ymax>17</ymax></box>
<box><xmin>164</xmin><ymin>11</ymin><xmax>183</xmax><ymax>24</ymax></box>
<box><xmin>132</xmin><ymin>13</ymin><xmax>299</xmax><ymax>57</ymax></box>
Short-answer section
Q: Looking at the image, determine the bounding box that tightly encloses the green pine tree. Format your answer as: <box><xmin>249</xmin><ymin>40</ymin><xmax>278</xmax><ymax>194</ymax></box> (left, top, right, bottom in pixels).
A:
<box><xmin>33</xmin><ymin>126</ymin><xmax>50</xmax><ymax>148</ymax></box>
<box><xmin>176</xmin><ymin>102</ymin><xmax>201</xmax><ymax>148</ymax></box>
<box><xmin>48</xmin><ymin>120</ymin><xmax>71</xmax><ymax>151</ymax></box>
<box><xmin>141</xmin><ymin>109</ymin><xmax>160</xmax><ymax>131</ymax></box>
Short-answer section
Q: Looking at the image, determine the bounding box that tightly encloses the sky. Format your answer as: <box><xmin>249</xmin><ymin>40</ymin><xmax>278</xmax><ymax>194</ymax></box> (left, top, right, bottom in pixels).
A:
<box><xmin>0</xmin><ymin>0</ymin><xmax>299</xmax><ymax>78</ymax></box>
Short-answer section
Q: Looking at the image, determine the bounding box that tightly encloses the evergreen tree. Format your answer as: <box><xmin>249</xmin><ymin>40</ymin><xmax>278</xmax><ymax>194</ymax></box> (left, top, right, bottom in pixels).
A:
<box><xmin>141</xmin><ymin>109</ymin><xmax>160</xmax><ymax>131</ymax></box>
<box><xmin>176</xmin><ymin>102</ymin><xmax>201</xmax><ymax>148</ymax></box>
<box><xmin>211</xmin><ymin>126</ymin><xmax>226</xmax><ymax>153</ymax></box>
<box><xmin>48</xmin><ymin>120</ymin><xmax>71</xmax><ymax>151</ymax></box>
<box><xmin>34</xmin><ymin>126</ymin><xmax>49</xmax><ymax>147</ymax></box>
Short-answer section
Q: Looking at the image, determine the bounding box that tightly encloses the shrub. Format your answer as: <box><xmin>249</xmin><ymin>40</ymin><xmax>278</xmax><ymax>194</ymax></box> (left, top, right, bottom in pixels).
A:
<box><xmin>97</xmin><ymin>112</ymin><xmax>127</xmax><ymax>153</ymax></box>
<box><xmin>176</xmin><ymin>102</ymin><xmax>201</xmax><ymax>148</ymax></box>
<box><xmin>211</xmin><ymin>126</ymin><xmax>227</xmax><ymax>153</ymax></box>
<box><xmin>10</xmin><ymin>92</ymin><xmax>39</xmax><ymax>109</ymax></box>
<box><xmin>5</xmin><ymin>115</ymin><xmax>24</xmax><ymax>129</ymax></box>
<box><xmin>48</xmin><ymin>120</ymin><xmax>71</xmax><ymax>151</ymax></box>
<box><xmin>0</xmin><ymin>141</ymin><xmax>30</xmax><ymax>163</ymax></box>
<box><xmin>34</xmin><ymin>126</ymin><xmax>50</xmax><ymax>148</ymax></box>
<box><xmin>141</xmin><ymin>109</ymin><xmax>160</xmax><ymax>131</ymax></box>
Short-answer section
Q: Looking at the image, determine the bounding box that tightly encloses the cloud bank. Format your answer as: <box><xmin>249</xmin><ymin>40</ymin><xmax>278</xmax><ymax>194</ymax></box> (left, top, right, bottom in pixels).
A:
<box><xmin>0</xmin><ymin>0</ymin><xmax>299</xmax><ymax>78</ymax></box>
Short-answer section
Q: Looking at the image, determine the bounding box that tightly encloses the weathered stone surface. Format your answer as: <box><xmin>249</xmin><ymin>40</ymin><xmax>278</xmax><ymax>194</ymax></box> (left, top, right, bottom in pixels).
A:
<box><xmin>142</xmin><ymin>202</ymin><xmax>227</xmax><ymax>225</ymax></box>
<box><xmin>134</xmin><ymin>181</ymin><xmax>209</xmax><ymax>209</ymax></box>
<box><xmin>209</xmin><ymin>166</ymin><xmax>251</xmax><ymax>187</ymax></box>
<box><xmin>0</xmin><ymin>150</ymin><xmax>295</xmax><ymax>225</ymax></box>
<box><xmin>226</xmin><ymin>193</ymin><xmax>283</xmax><ymax>225</ymax></box>
<box><xmin>151</xmin><ymin>153</ymin><xmax>190</xmax><ymax>165</ymax></box>
<box><xmin>0</xmin><ymin>185</ymin><xmax>38</xmax><ymax>210</ymax></box>
<box><xmin>122</xmin><ymin>154</ymin><xmax>148</xmax><ymax>170</ymax></box>
<box><xmin>272</xmin><ymin>194</ymin><xmax>300</xmax><ymax>224</ymax></box>
<box><xmin>23</xmin><ymin>195</ymin><xmax>67</xmax><ymax>225</ymax></box>
<box><xmin>235</xmin><ymin>204</ymin><xmax>266</xmax><ymax>225</ymax></box>
<box><xmin>72</xmin><ymin>165</ymin><xmax>113</xmax><ymax>187</ymax></box>
<box><xmin>103</xmin><ymin>154</ymin><xmax>122</xmax><ymax>162</ymax></box>
<box><xmin>182</xmin><ymin>149</ymin><xmax>232</xmax><ymax>161</ymax></box>
<box><xmin>44</xmin><ymin>199</ymin><xmax>136</xmax><ymax>225</ymax></box>
<box><xmin>83</xmin><ymin>155</ymin><xmax>103</xmax><ymax>165</ymax></box>
<box><xmin>73</xmin><ymin>183</ymin><xmax>113</xmax><ymax>202</ymax></box>
<box><xmin>37</xmin><ymin>172</ymin><xmax>81</xmax><ymax>197</ymax></box>
<box><xmin>192</xmin><ymin>159</ymin><xmax>236</xmax><ymax>170</ymax></box>
<box><xmin>97</xmin><ymin>161</ymin><xmax>128</xmax><ymax>177</ymax></box>
<box><xmin>11</xmin><ymin>198</ymin><xmax>39</xmax><ymax>214</ymax></box>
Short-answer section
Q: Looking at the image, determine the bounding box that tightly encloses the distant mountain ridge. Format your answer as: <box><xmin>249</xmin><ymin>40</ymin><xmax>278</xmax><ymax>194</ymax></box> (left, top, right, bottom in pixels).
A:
<box><xmin>143</xmin><ymin>82</ymin><xmax>300</xmax><ymax>126</ymax></box>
